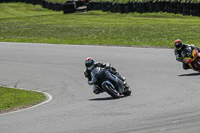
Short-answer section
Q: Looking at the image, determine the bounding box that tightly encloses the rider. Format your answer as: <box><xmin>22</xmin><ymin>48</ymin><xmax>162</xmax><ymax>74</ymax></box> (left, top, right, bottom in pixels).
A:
<box><xmin>174</xmin><ymin>39</ymin><xmax>200</xmax><ymax>70</ymax></box>
<box><xmin>84</xmin><ymin>57</ymin><xmax>126</xmax><ymax>94</ymax></box>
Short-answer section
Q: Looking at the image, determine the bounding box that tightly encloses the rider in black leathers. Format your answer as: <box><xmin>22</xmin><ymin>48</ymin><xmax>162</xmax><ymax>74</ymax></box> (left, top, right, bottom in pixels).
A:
<box><xmin>174</xmin><ymin>39</ymin><xmax>200</xmax><ymax>70</ymax></box>
<box><xmin>84</xmin><ymin>57</ymin><xmax>126</xmax><ymax>94</ymax></box>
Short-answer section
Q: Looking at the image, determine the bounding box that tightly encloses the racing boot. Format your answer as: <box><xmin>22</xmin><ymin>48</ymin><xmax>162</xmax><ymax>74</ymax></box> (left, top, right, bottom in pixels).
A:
<box><xmin>93</xmin><ymin>85</ymin><xmax>103</xmax><ymax>94</ymax></box>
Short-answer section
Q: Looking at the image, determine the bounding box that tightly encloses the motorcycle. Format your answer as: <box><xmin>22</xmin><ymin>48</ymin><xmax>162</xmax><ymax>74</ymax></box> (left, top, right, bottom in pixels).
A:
<box><xmin>89</xmin><ymin>67</ymin><xmax>131</xmax><ymax>99</ymax></box>
<box><xmin>182</xmin><ymin>47</ymin><xmax>200</xmax><ymax>71</ymax></box>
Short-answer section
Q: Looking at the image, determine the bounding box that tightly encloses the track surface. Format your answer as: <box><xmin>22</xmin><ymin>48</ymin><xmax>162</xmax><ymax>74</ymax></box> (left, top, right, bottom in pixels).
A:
<box><xmin>0</xmin><ymin>42</ymin><xmax>200</xmax><ymax>133</ymax></box>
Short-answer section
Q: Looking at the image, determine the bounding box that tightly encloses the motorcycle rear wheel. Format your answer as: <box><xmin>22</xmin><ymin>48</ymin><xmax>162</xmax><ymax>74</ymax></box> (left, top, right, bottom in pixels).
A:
<box><xmin>194</xmin><ymin>60</ymin><xmax>200</xmax><ymax>71</ymax></box>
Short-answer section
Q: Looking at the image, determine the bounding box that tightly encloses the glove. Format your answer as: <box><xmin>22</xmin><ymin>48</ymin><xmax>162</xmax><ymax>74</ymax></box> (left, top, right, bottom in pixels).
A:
<box><xmin>84</xmin><ymin>69</ymin><xmax>88</xmax><ymax>78</ymax></box>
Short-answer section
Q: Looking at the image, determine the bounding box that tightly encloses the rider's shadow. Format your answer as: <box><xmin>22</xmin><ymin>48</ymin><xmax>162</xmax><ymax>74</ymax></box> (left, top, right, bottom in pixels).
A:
<box><xmin>89</xmin><ymin>97</ymin><xmax>115</xmax><ymax>101</ymax></box>
<box><xmin>89</xmin><ymin>96</ymin><xmax>127</xmax><ymax>101</ymax></box>
<box><xmin>178</xmin><ymin>73</ymin><xmax>200</xmax><ymax>76</ymax></box>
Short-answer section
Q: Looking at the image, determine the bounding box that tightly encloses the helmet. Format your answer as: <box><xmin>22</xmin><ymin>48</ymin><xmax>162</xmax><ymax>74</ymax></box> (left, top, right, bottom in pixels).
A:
<box><xmin>174</xmin><ymin>39</ymin><xmax>182</xmax><ymax>49</ymax></box>
<box><xmin>85</xmin><ymin>57</ymin><xmax>95</xmax><ymax>71</ymax></box>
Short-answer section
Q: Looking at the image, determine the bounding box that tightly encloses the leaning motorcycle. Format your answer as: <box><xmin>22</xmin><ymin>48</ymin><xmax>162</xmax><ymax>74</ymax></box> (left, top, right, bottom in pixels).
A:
<box><xmin>89</xmin><ymin>67</ymin><xmax>131</xmax><ymax>99</ymax></box>
<box><xmin>182</xmin><ymin>47</ymin><xmax>200</xmax><ymax>71</ymax></box>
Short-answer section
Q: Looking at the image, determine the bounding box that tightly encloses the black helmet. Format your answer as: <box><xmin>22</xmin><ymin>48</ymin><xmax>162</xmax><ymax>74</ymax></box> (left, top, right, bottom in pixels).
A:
<box><xmin>174</xmin><ymin>39</ymin><xmax>182</xmax><ymax>49</ymax></box>
<box><xmin>85</xmin><ymin>57</ymin><xmax>95</xmax><ymax>70</ymax></box>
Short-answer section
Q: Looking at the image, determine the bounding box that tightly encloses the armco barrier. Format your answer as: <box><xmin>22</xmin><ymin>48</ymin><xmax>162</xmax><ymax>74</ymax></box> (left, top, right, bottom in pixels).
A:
<box><xmin>87</xmin><ymin>1</ymin><xmax>200</xmax><ymax>17</ymax></box>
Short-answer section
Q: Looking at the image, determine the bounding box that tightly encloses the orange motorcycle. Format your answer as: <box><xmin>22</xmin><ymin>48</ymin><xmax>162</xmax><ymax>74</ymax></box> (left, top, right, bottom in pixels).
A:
<box><xmin>182</xmin><ymin>47</ymin><xmax>200</xmax><ymax>71</ymax></box>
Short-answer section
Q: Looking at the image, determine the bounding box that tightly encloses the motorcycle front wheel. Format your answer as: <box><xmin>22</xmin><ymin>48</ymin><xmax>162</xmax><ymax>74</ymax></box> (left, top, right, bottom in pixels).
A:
<box><xmin>123</xmin><ymin>86</ymin><xmax>132</xmax><ymax>96</ymax></box>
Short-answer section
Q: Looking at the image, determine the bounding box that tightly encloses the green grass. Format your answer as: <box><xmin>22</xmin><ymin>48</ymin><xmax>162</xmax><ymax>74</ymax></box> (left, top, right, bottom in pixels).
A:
<box><xmin>1</xmin><ymin>3</ymin><xmax>200</xmax><ymax>47</ymax></box>
<box><xmin>0</xmin><ymin>87</ymin><xmax>46</xmax><ymax>113</ymax></box>
<box><xmin>0</xmin><ymin>3</ymin><xmax>60</xmax><ymax>18</ymax></box>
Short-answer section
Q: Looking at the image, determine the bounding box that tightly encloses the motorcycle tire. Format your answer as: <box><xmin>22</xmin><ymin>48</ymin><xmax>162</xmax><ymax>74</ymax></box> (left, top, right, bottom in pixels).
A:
<box><xmin>123</xmin><ymin>87</ymin><xmax>131</xmax><ymax>96</ymax></box>
<box><xmin>102</xmin><ymin>83</ymin><xmax>120</xmax><ymax>99</ymax></box>
<box><xmin>194</xmin><ymin>60</ymin><xmax>200</xmax><ymax>71</ymax></box>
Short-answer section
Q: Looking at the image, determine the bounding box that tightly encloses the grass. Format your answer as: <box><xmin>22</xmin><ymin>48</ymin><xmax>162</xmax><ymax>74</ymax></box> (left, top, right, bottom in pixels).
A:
<box><xmin>0</xmin><ymin>87</ymin><xmax>46</xmax><ymax>113</ymax></box>
<box><xmin>1</xmin><ymin>3</ymin><xmax>200</xmax><ymax>48</ymax></box>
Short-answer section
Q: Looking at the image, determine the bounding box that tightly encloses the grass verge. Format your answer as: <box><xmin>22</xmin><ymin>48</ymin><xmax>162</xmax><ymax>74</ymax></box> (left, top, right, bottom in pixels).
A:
<box><xmin>1</xmin><ymin>3</ymin><xmax>200</xmax><ymax>47</ymax></box>
<box><xmin>0</xmin><ymin>87</ymin><xmax>46</xmax><ymax>114</ymax></box>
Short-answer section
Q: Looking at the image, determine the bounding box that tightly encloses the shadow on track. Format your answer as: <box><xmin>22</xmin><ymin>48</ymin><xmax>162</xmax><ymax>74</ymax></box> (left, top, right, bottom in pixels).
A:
<box><xmin>89</xmin><ymin>96</ymin><xmax>127</xmax><ymax>101</ymax></box>
<box><xmin>89</xmin><ymin>97</ymin><xmax>115</xmax><ymax>101</ymax></box>
<box><xmin>178</xmin><ymin>72</ymin><xmax>200</xmax><ymax>76</ymax></box>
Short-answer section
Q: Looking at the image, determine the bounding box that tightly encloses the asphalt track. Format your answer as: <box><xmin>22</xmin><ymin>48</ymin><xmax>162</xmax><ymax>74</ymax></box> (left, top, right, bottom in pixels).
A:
<box><xmin>0</xmin><ymin>42</ymin><xmax>200</xmax><ymax>133</ymax></box>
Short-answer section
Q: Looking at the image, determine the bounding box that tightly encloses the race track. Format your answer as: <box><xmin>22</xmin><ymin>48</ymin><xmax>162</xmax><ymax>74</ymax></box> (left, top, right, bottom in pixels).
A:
<box><xmin>1</xmin><ymin>42</ymin><xmax>200</xmax><ymax>133</ymax></box>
